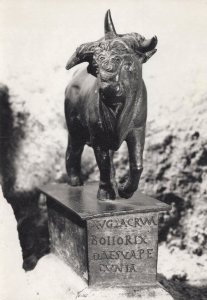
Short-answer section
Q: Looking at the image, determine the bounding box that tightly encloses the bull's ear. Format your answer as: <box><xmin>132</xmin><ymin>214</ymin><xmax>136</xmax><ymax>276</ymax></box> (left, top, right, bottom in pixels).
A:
<box><xmin>66</xmin><ymin>51</ymin><xmax>81</xmax><ymax>70</ymax></box>
<box><xmin>65</xmin><ymin>42</ymin><xmax>96</xmax><ymax>70</ymax></box>
<box><xmin>139</xmin><ymin>49</ymin><xmax>157</xmax><ymax>64</ymax></box>
<box><xmin>138</xmin><ymin>36</ymin><xmax>157</xmax><ymax>53</ymax></box>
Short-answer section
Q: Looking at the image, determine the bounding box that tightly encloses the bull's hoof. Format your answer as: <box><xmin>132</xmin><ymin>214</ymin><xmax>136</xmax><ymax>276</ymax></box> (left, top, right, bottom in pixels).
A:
<box><xmin>68</xmin><ymin>176</ymin><xmax>83</xmax><ymax>186</ymax></box>
<box><xmin>118</xmin><ymin>185</ymin><xmax>134</xmax><ymax>199</ymax></box>
<box><xmin>97</xmin><ymin>187</ymin><xmax>116</xmax><ymax>200</ymax></box>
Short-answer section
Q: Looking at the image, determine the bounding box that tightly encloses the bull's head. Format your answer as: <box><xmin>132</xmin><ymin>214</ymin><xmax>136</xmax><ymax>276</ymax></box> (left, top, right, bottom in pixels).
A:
<box><xmin>66</xmin><ymin>10</ymin><xmax>157</xmax><ymax>146</ymax></box>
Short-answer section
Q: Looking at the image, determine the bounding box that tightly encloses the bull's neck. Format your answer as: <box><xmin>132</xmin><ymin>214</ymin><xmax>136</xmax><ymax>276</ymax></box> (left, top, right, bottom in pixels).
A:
<box><xmin>99</xmin><ymin>100</ymin><xmax>116</xmax><ymax>134</ymax></box>
<box><xmin>98</xmin><ymin>97</ymin><xmax>123</xmax><ymax>150</ymax></box>
<box><xmin>98</xmin><ymin>82</ymin><xmax>143</xmax><ymax>150</ymax></box>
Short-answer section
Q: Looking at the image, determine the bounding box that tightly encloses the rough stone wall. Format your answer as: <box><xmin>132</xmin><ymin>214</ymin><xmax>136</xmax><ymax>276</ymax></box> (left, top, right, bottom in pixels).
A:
<box><xmin>107</xmin><ymin>94</ymin><xmax>207</xmax><ymax>255</ymax></box>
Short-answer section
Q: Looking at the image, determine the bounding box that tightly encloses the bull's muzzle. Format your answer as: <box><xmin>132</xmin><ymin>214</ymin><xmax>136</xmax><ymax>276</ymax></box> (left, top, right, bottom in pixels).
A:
<box><xmin>100</xmin><ymin>81</ymin><xmax>122</xmax><ymax>99</ymax></box>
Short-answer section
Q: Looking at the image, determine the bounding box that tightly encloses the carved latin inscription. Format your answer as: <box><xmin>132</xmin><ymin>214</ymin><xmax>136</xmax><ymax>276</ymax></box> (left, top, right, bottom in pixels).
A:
<box><xmin>87</xmin><ymin>212</ymin><xmax>158</xmax><ymax>286</ymax></box>
<box><xmin>90</xmin><ymin>216</ymin><xmax>157</xmax><ymax>229</ymax></box>
<box><xmin>93</xmin><ymin>248</ymin><xmax>153</xmax><ymax>261</ymax></box>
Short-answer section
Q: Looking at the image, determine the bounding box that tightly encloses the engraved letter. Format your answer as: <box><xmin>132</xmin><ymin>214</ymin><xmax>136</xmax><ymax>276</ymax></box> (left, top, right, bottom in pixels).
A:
<box><xmin>93</xmin><ymin>253</ymin><xmax>100</xmax><ymax>260</ymax></box>
<box><xmin>127</xmin><ymin>218</ymin><xmax>134</xmax><ymax>227</ymax></box>
<box><xmin>116</xmin><ymin>264</ymin><xmax>123</xmax><ymax>272</ymax></box>
<box><xmin>93</xmin><ymin>220</ymin><xmax>106</xmax><ymax>229</ymax></box>
<box><xmin>120</xmin><ymin>219</ymin><xmax>128</xmax><ymax>227</ymax></box>
<box><xmin>99</xmin><ymin>237</ymin><xmax>106</xmax><ymax>245</ymax></box>
<box><xmin>109</xmin><ymin>251</ymin><xmax>118</xmax><ymax>259</ymax></box>
<box><xmin>141</xmin><ymin>216</ymin><xmax>157</xmax><ymax>226</ymax></box>
<box><xmin>135</xmin><ymin>235</ymin><xmax>147</xmax><ymax>244</ymax></box>
<box><xmin>130</xmin><ymin>264</ymin><xmax>137</xmax><ymax>272</ymax></box>
<box><xmin>99</xmin><ymin>264</ymin><xmax>106</xmax><ymax>272</ymax></box>
<box><xmin>125</xmin><ymin>234</ymin><xmax>133</xmax><ymax>245</ymax></box>
<box><xmin>117</xmin><ymin>237</ymin><xmax>124</xmax><ymax>245</ymax></box>
<box><xmin>135</xmin><ymin>218</ymin><xmax>142</xmax><ymax>227</ymax></box>
<box><xmin>147</xmin><ymin>248</ymin><xmax>153</xmax><ymax>258</ymax></box>
<box><xmin>91</xmin><ymin>235</ymin><xmax>97</xmax><ymax>245</ymax></box>
<box><xmin>106</xmin><ymin>219</ymin><xmax>113</xmax><ymax>228</ymax></box>
<box><xmin>137</xmin><ymin>249</ymin><xmax>145</xmax><ymax>259</ymax></box>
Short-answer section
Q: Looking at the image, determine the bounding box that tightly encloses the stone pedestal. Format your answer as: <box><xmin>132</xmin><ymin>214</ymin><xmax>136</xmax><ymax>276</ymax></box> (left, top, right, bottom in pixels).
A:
<box><xmin>39</xmin><ymin>182</ymin><xmax>173</xmax><ymax>299</ymax></box>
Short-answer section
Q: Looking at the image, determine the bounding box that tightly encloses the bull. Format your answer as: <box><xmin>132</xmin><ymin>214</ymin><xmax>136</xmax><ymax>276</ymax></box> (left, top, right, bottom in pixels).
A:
<box><xmin>65</xmin><ymin>10</ymin><xmax>157</xmax><ymax>200</ymax></box>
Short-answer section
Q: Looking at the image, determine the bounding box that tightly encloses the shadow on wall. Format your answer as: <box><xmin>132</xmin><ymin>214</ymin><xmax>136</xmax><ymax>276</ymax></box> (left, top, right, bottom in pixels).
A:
<box><xmin>0</xmin><ymin>84</ymin><xmax>49</xmax><ymax>270</ymax></box>
<box><xmin>158</xmin><ymin>193</ymin><xmax>186</xmax><ymax>245</ymax></box>
<box><xmin>0</xmin><ymin>83</ymin><xmax>93</xmax><ymax>270</ymax></box>
<box><xmin>158</xmin><ymin>274</ymin><xmax>207</xmax><ymax>300</ymax></box>
<box><xmin>0</xmin><ymin>83</ymin><xmax>17</xmax><ymax>197</ymax></box>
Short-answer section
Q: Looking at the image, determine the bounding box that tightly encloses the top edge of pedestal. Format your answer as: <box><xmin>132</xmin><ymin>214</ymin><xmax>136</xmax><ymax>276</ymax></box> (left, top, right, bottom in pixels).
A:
<box><xmin>39</xmin><ymin>183</ymin><xmax>171</xmax><ymax>220</ymax></box>
<box><xmin>39</xmin><ymin>182</ymin><xmax>171</xmax><ymax>220</ymax></box>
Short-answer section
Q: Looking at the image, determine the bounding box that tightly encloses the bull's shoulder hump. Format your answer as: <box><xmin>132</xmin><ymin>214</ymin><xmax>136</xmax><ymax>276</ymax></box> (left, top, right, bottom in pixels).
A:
<box><xmin>142</xmin><ymin>79</ymin><xmax>147</xmax><ymax>99</ymax></box>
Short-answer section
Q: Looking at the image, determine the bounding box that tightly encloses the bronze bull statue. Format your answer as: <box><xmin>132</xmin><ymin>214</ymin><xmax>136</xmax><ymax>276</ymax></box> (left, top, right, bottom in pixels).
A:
<box><xmin>65</xmin><ymin>10</ymin><xmax>157</xmax><ymax>200</ymax></box>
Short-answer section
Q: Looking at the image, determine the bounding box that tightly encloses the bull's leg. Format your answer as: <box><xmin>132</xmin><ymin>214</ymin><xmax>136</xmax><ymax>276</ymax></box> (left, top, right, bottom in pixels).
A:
<box><xmin>109</xmin><ymin>150</ymin><xmax>118</xmax><ymax>193</ymax></box>
<box><xmin>118</xmin><ymin>125</ymin><xmax>145</xmax><ymax>199</ymax></box>
<box><xmin>66</xmin><ymin>135</ymin><xmax>84</xmax><ymax>186</ymax></box>
<box><xmin>94</xmin><ymin>146</ymin><xmax>116</xmax><ymax>200</ymax></box>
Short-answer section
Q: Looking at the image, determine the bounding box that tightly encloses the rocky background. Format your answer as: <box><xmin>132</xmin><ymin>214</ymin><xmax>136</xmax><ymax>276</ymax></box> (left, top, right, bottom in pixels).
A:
<box><xmin>0</xmin><ymin>0</ymin><xmax>207</xmax><ymax>299</ymax></box>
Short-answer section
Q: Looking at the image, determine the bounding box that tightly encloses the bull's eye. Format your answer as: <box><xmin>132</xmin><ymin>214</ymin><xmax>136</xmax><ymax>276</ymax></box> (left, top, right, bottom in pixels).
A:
<box><xmin>99</xmin><ymin>55</ymin><xmax>105</xmax><ymax>62</ymax></box>
<box><xmin>114</xmin><ymin>57</ymin><xmax>121</xmax><ymax>63</ymax></box>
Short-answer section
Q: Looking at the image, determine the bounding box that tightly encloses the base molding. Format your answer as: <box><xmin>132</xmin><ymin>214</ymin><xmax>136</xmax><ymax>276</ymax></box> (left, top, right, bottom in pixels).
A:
<box><xmin>76</xmin><ymin>282</ymin><xmax>173</xmax><ymax>300</ymax></box>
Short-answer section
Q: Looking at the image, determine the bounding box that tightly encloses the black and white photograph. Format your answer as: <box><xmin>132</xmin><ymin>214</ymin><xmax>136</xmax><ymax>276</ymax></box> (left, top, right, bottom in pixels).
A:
<box><xmin>0</xmin><ymin>0</ymin><xmax>207</xmax><ymax>299</ymax></box>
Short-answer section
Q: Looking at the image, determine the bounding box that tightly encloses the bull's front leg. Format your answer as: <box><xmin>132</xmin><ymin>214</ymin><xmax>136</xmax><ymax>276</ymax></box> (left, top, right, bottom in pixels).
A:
<box><xmin>94</xmin><ymin>146</ymin><xmax>116</xmax><ymax>200</ymax></box>
<box><xmin>118</xmin><ymin>125</ymin><xmax>145</xmax><ymax>199</ymax></box>
<box><xmin>66</xmin><ymin>135</ymin><xmax>84</xmax><ymax>186</ymax></box>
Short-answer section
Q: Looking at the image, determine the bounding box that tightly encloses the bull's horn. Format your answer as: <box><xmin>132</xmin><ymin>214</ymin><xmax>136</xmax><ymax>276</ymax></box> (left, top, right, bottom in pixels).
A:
<box><xmin>140</xmin><ymin>49</ymin><xmax>157</xmax><ymax>63</ymax></box>
<box><xmin>65</xmin><ymin>42</ymin><xmax>96</xmax><ymax>70</ymax></box>
<box><xmin>139</xmin><ymin>36</ymin><xmax>157</xmax><ymax>52</ymax></box>
<box><xmin>104</xmin><ymin>9</ymin><xmax>117</xmax><ymax>39</ymax></box>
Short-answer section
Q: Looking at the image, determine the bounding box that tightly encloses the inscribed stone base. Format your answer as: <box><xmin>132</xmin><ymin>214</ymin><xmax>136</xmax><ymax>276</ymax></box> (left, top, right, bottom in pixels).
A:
<box><xmin>39</xmin><ymin>182</ymin><xmax>172</xmax><ymax>298</ymax></box>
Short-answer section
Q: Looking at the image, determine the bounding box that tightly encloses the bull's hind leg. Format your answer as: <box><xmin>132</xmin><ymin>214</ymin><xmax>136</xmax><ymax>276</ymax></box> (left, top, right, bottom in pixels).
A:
<box><xmin>66</xmin><ymin>135</ymin><xmax>84</xmax><ymax>186</ymax></box>
<box><xmin>118</xmin><ymin>126</ymin><xmax>145</xmax><ymax>199</ymax></box>
<box><xmin>94</xmin><ymin>146</ymin><xmax>116</xmax><ymax>200</ymax></box>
